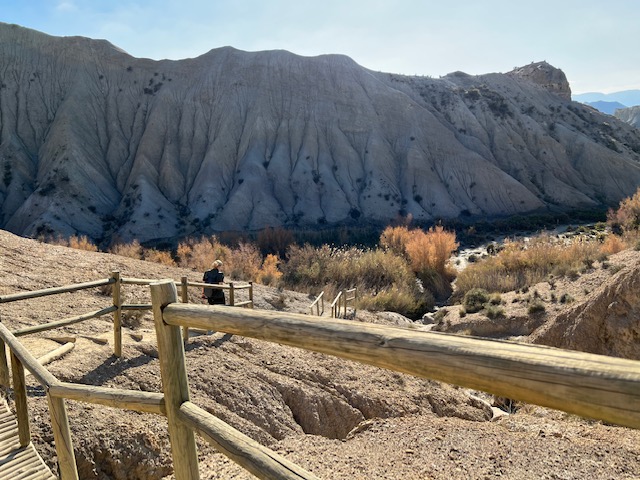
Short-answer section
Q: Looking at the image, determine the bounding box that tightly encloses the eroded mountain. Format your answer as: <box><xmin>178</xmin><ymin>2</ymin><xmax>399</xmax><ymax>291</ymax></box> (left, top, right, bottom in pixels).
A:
<box><xmin>616</xmin><ymin>106</ymin><xmax>640</xmax><ymax>129</ymax></box>
<box><xmin>2</xmin><ymin>23</ymin><xmax>640</xmax><ymax>244</ymax></box>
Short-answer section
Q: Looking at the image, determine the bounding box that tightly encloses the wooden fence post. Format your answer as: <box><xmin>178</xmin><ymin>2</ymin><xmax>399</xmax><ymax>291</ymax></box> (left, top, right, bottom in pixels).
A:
<box><xmin>0</xmin><ymin>339</ymin><xmax>9</xmax><ymax>387</ymax></box>
<box><xmin>181</xmin><ymin>276</ymin><xmax>189</xmax><ymax>342</ymax></box>
<box><xmin>248</xmin><ymin>282</ymin><xmax>254</xmax><ymax>309</ymax></box>
<box><xmin>150</xmin><ymin>280</ymin><xmax>199</xmax><ymax>480</ymax></box>
<box><xmin>353</xmin><ymin>287</ymin><xmax>357</xmax><ymax>317</ymax></box>
<box><xmin>229</xmin><ymin>283</ymin><xmax>234</xmax><ymax>307</ymax></box>
<box><xmin>47</xmin><ymin>394</ymin><xmax>78</xmax><ymax>479</ymax></box>
<box><xmin>112</xmin><ymin>271</ymin><xmax>122</xmax><ymax>357</ymax></box>
<box><xmin>10</xmin><ymin>352</ymin><xmax>30</xmax><ymax>447</ymax></box>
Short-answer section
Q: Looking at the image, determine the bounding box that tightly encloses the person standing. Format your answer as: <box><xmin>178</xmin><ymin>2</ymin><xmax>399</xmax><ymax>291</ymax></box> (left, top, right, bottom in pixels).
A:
<box><xmin>203</xmin><ymin>260</ymin><xmax>225</xmax><ymax>305</ymax></box>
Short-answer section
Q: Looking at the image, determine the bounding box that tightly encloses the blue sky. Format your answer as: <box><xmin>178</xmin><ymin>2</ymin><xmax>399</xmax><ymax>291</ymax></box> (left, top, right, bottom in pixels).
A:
<box><xmin>2</xmin><ymin>0</ymin><xmax>639</xmax><ymax>94</ymax></box>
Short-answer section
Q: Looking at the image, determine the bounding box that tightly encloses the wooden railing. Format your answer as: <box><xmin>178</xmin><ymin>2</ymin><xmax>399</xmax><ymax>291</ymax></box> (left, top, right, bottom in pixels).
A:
<box><xmin>329</xmin><ymin>291</ymin><xmax>342</xmax><ymax>318</ymax></box>
<box><xmin>0</xmin><ymin>321</ymin><xmax>166</xmax><ymax>480</ymax></box>
<box><xmin>309</xmin><ymin>291</ymin><xmax>324</xmax><ymax>316</ymax></box>
<box><xmin>3</xmin><ymin>276</ymin><xmax>640</xmax><ymax>479</ymax></box>
<box><xmin>1</xmin><ymin>272</ymin><xmax>254</xmax><ymax>356</ymax></box>
<box><xmin>149</xmin><ymin>279</ymin><xmax>640</xmax><ymax>479</ymax></box>
<box><xmin>329</xmin><ymin>288</ymin><xmax>356</xmax><ymax>318</ymax></box>
<box><xmin>0</xmin><ymin>273</ymin><xmax>262</xmax><ymax>480</ymax></box>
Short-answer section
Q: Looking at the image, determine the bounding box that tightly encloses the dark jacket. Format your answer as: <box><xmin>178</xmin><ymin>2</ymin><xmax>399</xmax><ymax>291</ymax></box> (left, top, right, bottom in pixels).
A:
<box><xmin>203</xmin><ymin>268</ymin><xmax>225</xmax><ymax>304</ymax></box>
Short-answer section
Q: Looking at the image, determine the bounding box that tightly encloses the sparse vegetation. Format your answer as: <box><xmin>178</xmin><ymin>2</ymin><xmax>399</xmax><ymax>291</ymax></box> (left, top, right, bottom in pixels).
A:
<box><xmin>109</xmin><ymin>240</ymin><xmax>143</xmax><ymax>259</ymax></box>
<box><xmin>485</xmin><ymin>305</ymin><xmax>505</xmax><ymax>319</ymax></box>
<box><xmin>282</xmin><ymin>244</ymin><xmax>430</xmax><ymax>317</ymax></box>
<box><xmin>454</xmin><ymin>235</ymin><xmax>603</xmax><ymax>297</ymax></box>
<box><xmin>528</xmin><ymin>299</ymin><xmax>546</xmax><ymax>314</ymax></box>
<box><xmin>559</xmin><ymin>293</ymin><xmax>574</xmax><ymax>304</ymax></box>
<box><xmin>608</xmin><ymin>186</ymin><xmax>640</xmax><ymax>234</ymax></box>
<box><xmin>463</xmin><ymin>288</ymin><xmax>489</xmax><ymax>313</ymax></box>
<box><xmin>50</xmin><ymin>235</ymin><xmax>99</xmax><ymax>252</ymax></box>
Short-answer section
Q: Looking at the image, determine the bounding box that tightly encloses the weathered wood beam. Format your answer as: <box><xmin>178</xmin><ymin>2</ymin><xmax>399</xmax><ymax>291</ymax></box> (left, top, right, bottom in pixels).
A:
<box><xmin>49</xmin><ymin>383</ymin><xmax>165</xmax><ymax>415</ymax></box>
<box><xmin>162</xmin><ymin>302</ymin><xmax>640</xmax><ymax>430</ymax></box>
<box><xmin>179</xmin><ymin>401</ymin><xmax>320</xmax><ymax>480</ymax></box>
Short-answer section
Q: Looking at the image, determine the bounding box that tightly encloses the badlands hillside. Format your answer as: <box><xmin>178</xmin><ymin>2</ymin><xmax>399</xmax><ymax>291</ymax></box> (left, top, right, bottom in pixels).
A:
<box><xmin>0</xmin><ymin>229</ymin><xmax>639</xmax><ymax>479</ymax></box>
<box><xmin>616</xmin><ymin>106</ymin><xmax>640</xmax><ymax>129</ymax></box>
<box><xmin>2</xmin><ymin>23</ymin><xmax>640</xmax><ymax>245</ymax></box>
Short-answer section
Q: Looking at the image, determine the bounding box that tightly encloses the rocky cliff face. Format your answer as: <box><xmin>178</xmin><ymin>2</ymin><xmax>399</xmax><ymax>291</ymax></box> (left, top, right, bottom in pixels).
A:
<box><xmin>507</xmin><ymin>61</ymin><xmax>572</xmax><ymax>101</ymax></box>
<box><xmin>2</xmin><ymin>23</ymin><xmax>640</xmax><ymax>244</ymax></box>
<box><xmin>615</xmin><ymin>105</ymin><xmax>640</xmax><ymax>128</ymax></box>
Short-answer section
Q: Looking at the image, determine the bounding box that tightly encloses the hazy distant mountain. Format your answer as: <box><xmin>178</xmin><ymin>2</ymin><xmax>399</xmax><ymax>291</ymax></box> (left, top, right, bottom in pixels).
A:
<box><xmin>574</xmin><ymin>90</ymin><xmax>640</xmax><ymax>107</ymax></box>
<box><xmin>615</xmin><ymin>106</ymin><xmax>640</xmax><ymax>128</ymax></box>
<box><xmin>584</xmin><ymin>101</ymin><xmax>627</xmax><ymax>115</ymax></box>
<box><xmin>2</xmin><ymin>23</ymin><xmax>640</xmax><ymax>245</ymax></box>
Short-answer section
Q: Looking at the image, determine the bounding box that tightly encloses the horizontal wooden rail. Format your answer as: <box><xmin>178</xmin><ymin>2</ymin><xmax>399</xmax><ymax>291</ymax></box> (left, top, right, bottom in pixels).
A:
<box><xmin>12</xmin><ymin>306</ymin><xmax>117</xmax><ymax>337</ymax></box>
<box><xmin>121</xmin><ymin>304</ymin><xmax>152</xmax><ymax>310</ymax></box>
<box><xmin>188</xmin><ymin>281</ymin><xmax>251</xmax><ymax>290</ymax></box>
<box><xmin>121</xmin><ymin>277</ymin><xmax>179</xmax><ymax>286</ymax></box>
<box><xmin>0</xmin><ymin>278</ymin><xmax>114</xmax><ymax>303</ymax></box>
<box><xmin>0</xmin><ymin>322</ymin><xmax>58</xmax><ymax>388</ymax></box>
<box><xmin>309</xmin><ymin>292</ymin><xmax>324</xmax><ymax>316</ymax></box>
<box><xmin>161</xmin><ymin>302</ymin><xmax>640</xmax><ymax>430</ymax></box>
<box><xmin>49</xmin><ymin>383</ymin><xmax>166</xmax><ymax>415</ymax></box>
<box><xmin>179</xmin><ymin>401</ymin><xmax>319</xmax><ymax>480</ymax></box>
<box><xmin>234</xmin><ymin>301</ymin><xmax>253</xmax><ymax>308</ymax></box>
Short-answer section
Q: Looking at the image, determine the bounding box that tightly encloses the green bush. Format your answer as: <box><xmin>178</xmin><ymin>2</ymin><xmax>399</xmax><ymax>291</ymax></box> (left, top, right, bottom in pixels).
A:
<box><xmin>528</xmin><ymin>299</ymin><xmax>546</xmax><ymax>314</ymax></box>
<box><xmin>485</xmin><ymin>305</ymin><xmax>506</xmax><ymax>319</ymax></box>
<box><xmin>489</xmin><ymin>294</ymin><xmax>502</xmax><ymax>305</ymax></box>
<box><xmin>463</xmin><ymin>288</ymin><xmax>489</xmax><ymax>313</ymax></box>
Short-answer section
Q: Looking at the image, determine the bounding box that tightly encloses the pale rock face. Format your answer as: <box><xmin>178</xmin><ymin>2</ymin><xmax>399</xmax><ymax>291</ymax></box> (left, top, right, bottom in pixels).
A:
<box><xmin>615</xmin><ymin>106</ymin><xmax>640</xmax><ymax>128</ymax></box>
<box><xmin>2</xmin><ymin>24</ymin><xmax>640</xmax><ymax>244</ymax></box>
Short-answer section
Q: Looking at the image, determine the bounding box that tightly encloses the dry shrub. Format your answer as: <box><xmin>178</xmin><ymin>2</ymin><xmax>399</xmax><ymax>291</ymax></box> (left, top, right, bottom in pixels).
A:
<box><xmin>600</xmin><ymin>234</ymin><xmax>626</xmax><ymax>255</ymax></box>
<box><xmin>404</xmin><ymin>226</ymin><xmax>458</xmax><ymax>276</ymax></box>
<box><xmin>455</xmin><ymin>235</ymin><xmax>603</xmax><ymax>297</ymax></box>
<box><xmin>48</xmin><ymin>234</ymin><xmax>99</xmax><ymax>251</ymax></box>
<box><xmin>142</xmin><ymin>248</ymin><xmax>176</xmax><ymax>266</ymax></box>
<box><xmin>67</xmin><ymin>235</ymin><xmax>99</xmax><ymax>252</ymax></box>
<box><xmin>257</xmin><ymin>254</ymin><xmax>282</xmax><ymax>286</ymax></box>
<box><xmin>357</xmin><ymin>285</ymin><xmax>431</xmax><ymax>318</ymax></box>
<box><xmin>608</xmin><ymin>187</ymin><xmax>640</xmax><ymax>233</ymax></box>
<box><xmin>282</xmin><ymin>244</ymin><xmax>430</xmax><ymax>317</ymax></box>
<box><xmin>281</xmin><ymin>244</ymin><xmax>333</xmax><ymax>289</ymax></box>
<box><xmin>380</xmin><ymin>225</ymin><xmax>412</xmax><ymax>256</ymax></box>
<box><xmin>225</xmin><ymin>242</ymin><xmax>262</xmax><ymax>280</ymax></box>
<box><xmin>109</xmin><ymin>240</ymin><xmax>143</xmax><ymax>259</ymax></box>
<box><xmin>176</xmin><ymin>236</ymin><xmax>230</xmax><ymax>271</ymax></box>
<box><xmin>380</xmin><ymin>225</ymin><xmax>458</xmax><ymax>301</ymax></box>
<box><xmin>121</xmin><ymin>310</ymin><xmax>146</xmax><ymax>328</ymax></box>
<box><xmin>257</xmin><ymin>227</ymin><xmax>295</xmax><ymax>257</ymax></box>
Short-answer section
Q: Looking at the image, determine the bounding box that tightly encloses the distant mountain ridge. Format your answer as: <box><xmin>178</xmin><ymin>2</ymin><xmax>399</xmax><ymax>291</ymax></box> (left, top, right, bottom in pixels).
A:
<box><xmin>584</xmin><ymin>101</ymin><xmax>627</xmax><ymax>115</ymax></box>
<box><xmin>2</xmin><ymin>23</ymin><xmax>640</xmax><ymax>245</ymax></box>
<box><xmin>574</xmin><ymin>90</ymin><xmax>640</xmax><ymax>107</ymax></box>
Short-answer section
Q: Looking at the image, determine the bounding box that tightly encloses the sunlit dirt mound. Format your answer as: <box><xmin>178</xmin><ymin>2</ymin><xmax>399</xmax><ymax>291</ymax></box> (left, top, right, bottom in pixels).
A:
<box><xmin>530</xmin><ymin>250</ymin><xmax>640</xmax><ymax>359</ymax></box>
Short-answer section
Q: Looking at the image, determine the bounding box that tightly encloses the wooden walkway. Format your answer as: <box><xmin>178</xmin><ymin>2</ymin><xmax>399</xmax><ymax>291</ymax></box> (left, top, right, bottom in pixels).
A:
<box><xmin>0</xmin><ymin>398</ymin><xmax>55</xmax><ymax>479</ymax></box>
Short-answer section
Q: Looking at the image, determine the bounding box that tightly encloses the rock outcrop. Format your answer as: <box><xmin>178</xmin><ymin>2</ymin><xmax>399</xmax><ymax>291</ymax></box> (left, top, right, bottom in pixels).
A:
<box><xmin>507</xmin><ymin>61</ymin><xmax>572</xmax><ymax>100</ymax></box>
<box><xmin>531</xmin><ymin>254</ymin><xmax>640</xmax><ymax>360</ymax></box>
<box><xmin>615</xmin><ymin>105</ymin><xmax>640</xmax><ymax>128</ymax></box>
<box><xmin>2</xmin><ymin>24</ymin><xmax>640</xmax><ymax>244</ymax></box>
